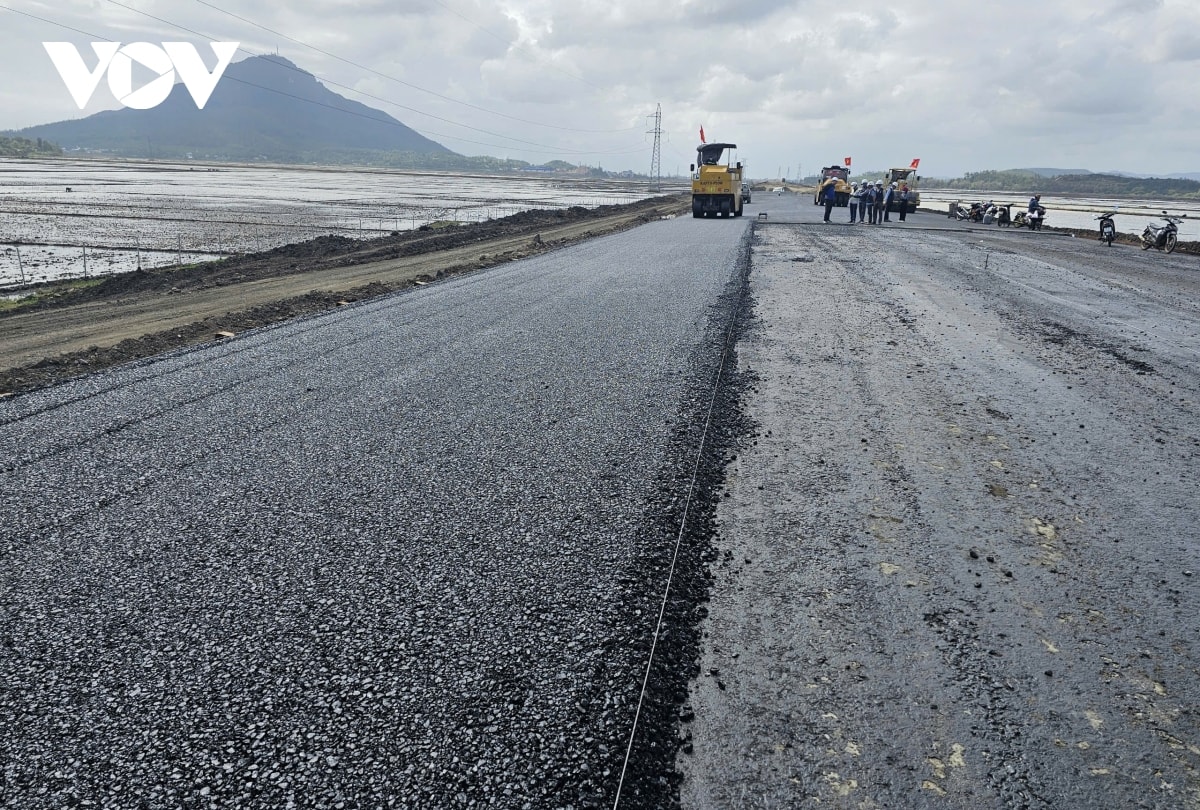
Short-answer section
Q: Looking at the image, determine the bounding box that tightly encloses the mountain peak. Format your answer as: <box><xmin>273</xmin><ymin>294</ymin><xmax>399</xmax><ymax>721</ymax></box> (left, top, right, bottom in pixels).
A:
<box><xmin>224</xmin><ymin>54</ymin><xmax>313</xmax><ymax>90</ymax></box>
<box><xmin>8</xmin><ymin>54</ymin><xmax>453</xmax><ymax>162</ymax></box>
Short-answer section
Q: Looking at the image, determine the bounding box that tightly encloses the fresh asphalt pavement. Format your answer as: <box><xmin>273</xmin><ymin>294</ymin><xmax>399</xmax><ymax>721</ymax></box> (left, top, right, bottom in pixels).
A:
<box><xmin>0</xmin><ymin>213</ymin><xmax>752</xmax><ymax>809</ymax></box>
<box><xmin>681</xmin><ymin>192</ymin><xmax>1200</xmax><ymax>808</ymax></box>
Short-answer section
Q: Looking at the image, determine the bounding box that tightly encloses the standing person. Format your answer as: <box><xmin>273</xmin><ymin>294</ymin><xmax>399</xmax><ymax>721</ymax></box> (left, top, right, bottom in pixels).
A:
<box><xmin>897</xmin><ymin>183</ymin><xmax>910</xmax><ymax>222</ymax></box>
<box><xmin>820</xmin><ymin>175</ymin><xmax>838</xmax><ymax>223</ymax></box>
<box><xmin>873</xmin><ymin>181</ymin><xmax>885</xmax><ymax>225</ymax></box>
<box><xmin>1027</xmin><ymin>194</ymin><xmax>1044</xmax><ymax>230</ymax></box>
<box><xmin>848</xmin><ymin>182</ymin><xmax>861</xmax><ymax>224</ymax></box>
<box><xmin>882</xmin><ymin>182</ymin><xmax>896</xmax><ymax>222</ymax></box>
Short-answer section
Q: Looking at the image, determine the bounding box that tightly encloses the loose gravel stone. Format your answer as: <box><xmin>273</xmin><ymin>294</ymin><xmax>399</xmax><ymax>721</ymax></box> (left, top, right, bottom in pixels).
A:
<box><xmin>0</xmin><ymin>217</ymin><xmax>751</xmax><ymax>808</ymax></box>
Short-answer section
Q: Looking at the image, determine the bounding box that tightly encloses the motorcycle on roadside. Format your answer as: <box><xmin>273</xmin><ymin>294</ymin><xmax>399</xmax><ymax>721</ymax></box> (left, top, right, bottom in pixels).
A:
<box><xmin>1095</xmin><ymin>211</ymin><xmax>1117</xmax><ymax>247</ymax></box>
<box><xmin>1013</xmin><ymin>205</ymin><xmax>1047</xmax><ymax>230</ymax></box>
<box><xmin>1139</xmin><ymin>211</ymin><xmax>1186</xmax><ymax>254</ymax></box>
<box><xmin>995</xmin><ymin>204</ymin><xmax>1013</xmax><ymax>227</ymax></box>
<box><xmin>965</xmin><ymin>201</ymin><xmax>985</xmax><ymax>222</ymax></box>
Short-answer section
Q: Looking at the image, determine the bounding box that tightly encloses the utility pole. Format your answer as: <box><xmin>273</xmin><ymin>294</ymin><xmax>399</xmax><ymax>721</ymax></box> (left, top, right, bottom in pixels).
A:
<box><xmin>646</xmin><ymin>103</ymin><xmax>663</xmax><ymax>192</ymax></box>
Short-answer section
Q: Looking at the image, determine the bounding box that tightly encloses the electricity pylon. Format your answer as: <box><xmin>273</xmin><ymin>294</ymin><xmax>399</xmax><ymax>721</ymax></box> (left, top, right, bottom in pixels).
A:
<box><xmin>647</xmin><ymin>104</ymin><xmax>662</xmax><ymax>192</ymax></box>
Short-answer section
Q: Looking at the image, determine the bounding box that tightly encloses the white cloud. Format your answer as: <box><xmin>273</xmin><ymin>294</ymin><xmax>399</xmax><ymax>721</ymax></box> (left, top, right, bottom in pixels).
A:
<box><xmin>1</xmin><ymin>0</ymin><xmax>1197</xmax><ymax>176</ymax></box>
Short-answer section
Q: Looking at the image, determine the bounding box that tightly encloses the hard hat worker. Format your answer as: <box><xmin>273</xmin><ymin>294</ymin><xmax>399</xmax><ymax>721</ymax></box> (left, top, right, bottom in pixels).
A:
<box><xmin>849</xmin><ymin>182</ymin><xmax>863</xmax><ymax>224</ymax></box>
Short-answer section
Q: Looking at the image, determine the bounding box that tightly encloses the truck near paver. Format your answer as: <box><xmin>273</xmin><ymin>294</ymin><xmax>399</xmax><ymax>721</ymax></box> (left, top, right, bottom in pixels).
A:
<box><xmin>691</xmin><ymin>143</ymin><xmax>744</xmax><ymax>218</ymax></box>
<box><xmin>886</xmin><ymin>166</ymin><xmax>921</xmax><ymax>212</ymax></box>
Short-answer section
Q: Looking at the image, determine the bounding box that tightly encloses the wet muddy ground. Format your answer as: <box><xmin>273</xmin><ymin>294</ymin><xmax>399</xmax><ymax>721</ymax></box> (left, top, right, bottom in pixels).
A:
<box><xmin>0</xmin><ymin>159</ymin><xmax>659</xmax><ymax>285</ymax></box>
<box><xmin>680</xmin><ymin>201</ymin><xmax>1200</xmax><ymax>808</ymax></box>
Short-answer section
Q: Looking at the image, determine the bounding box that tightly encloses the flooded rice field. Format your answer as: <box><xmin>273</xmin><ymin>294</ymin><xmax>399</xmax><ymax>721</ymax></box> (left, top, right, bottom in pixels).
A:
<box><xmin>0</xmin><ymin>159</ymin><xmax>661</xmax><ymax>287</ymax></box>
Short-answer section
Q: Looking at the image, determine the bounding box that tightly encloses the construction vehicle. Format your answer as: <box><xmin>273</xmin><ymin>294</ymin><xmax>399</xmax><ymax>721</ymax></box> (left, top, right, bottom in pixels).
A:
<box><xmin>886</xmin><ymin>167</ymin><xmax>921</xmax><ymax>212</ymax></box>
<box><xmin>813</xmin><ymin>166</ymin><xmax>852</xmax><ymax>207</ymax></box>
<box><xmin>691</xmin><ymin>143</ymin><xmax>743</xmax><ymax>218</ymax></box>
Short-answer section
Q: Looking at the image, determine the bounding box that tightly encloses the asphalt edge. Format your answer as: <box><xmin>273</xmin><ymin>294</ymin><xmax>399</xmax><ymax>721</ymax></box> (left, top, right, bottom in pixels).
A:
<box><xmin>602</xmin><ymin>226</ymin><xmax>759</xmax><ymax>808</ymax></box>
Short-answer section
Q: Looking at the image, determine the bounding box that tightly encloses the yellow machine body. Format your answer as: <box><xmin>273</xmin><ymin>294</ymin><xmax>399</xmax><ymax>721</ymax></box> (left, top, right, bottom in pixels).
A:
<box><xmin>691</xmin><ymin>143</ymin><xmax>744</xmax><ymax>218</ymax></box>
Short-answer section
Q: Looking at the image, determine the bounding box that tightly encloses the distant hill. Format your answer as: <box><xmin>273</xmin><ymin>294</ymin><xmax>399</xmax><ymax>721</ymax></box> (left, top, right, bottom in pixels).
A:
<box><xmin>1102</xmin><ymin>170</ymin><xmax>1200</xmax><ymax>182</ymax></box>
<box><xmin>1020</xmin><ymin>167</ymin><xmax>1093</xmax><ymax>177</ymax></box>
<box><xmin>1023</xmin><ymin>167</ymin><xmax>1200</xmax><ymax>182</ymax></box>
<box><xmin>6</xmin><ymin>54</ymin><xmax>455</xmax><ymax>164</ymax></box>
<box><xmin>931</xmin><ymin>169</ymin><xmax>1200</xmax><ymax>199</ymax></box>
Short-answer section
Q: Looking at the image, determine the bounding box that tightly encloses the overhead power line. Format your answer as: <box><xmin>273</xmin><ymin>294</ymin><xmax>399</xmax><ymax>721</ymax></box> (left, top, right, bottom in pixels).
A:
<box><xmin>2</xmin><ymin>1</ymin><xmax>650</xmax><ymax>160</ymax></box>
<box><xmin>428</xmin><ymin>0</ymin><xmax>602</xmax><ymax>91</ymax></box>
<box><xmin>190</xmin><ymin>0</ymin><xmax>636</xmax><ymax>134</ymax></box>
<box><xmin>97</xmin><ymin>0</ymin><xmax>563</xmax><ymax>152</ymax></box>
<box><xmin>5</xmin><ymin>0</ymin><xmax>644</xmax><ymax>158</ymax></box>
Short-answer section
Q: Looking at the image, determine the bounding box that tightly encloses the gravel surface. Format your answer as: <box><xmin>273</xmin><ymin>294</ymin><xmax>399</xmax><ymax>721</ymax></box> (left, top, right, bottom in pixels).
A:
<box><xmin>1</xmin><ymin>215</ymin><xmax>750</xmax><ymax>808</ymax></box>
<box><xmin>680</xmin><ymin>198</ymin><xmax>1200</xmax><ymax>808</ymax></box>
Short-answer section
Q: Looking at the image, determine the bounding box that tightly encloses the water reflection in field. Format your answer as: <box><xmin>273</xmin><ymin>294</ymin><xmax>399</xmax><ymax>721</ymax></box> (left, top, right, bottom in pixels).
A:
<box><xmin>0</xmin><ymin>159</ymin><xmax>667</xmax><ymax>286</ymax></box>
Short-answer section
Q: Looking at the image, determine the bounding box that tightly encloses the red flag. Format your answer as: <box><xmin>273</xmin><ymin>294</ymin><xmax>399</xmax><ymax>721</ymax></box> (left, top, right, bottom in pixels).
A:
<box><xmin>844</xmin><ymin>157</ymin><xmax>852</xmax><ymax>167</ymax></box>
<box><xmin>910</xmin><ymin>158</ymin><xmax>920</xmax><ymax>169</ymax></box>
<box><xmin>699</xmin><ymin>126</ymin><xmax>706</xmax><ymax>143</ymax></box>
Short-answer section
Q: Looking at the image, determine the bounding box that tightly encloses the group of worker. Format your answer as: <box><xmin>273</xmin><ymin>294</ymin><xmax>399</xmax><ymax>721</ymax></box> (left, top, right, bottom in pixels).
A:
<box><xmin>819</xmin><ymin>176</ymin><xmax>913</xmax><ymax>225</ymax></box>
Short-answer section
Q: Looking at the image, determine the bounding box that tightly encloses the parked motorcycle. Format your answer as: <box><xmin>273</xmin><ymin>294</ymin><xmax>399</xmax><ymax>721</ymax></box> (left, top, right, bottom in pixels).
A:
<box><xmin>956</xmin><ymin>201</ymin><xmax>985</xmax><ymax>222</ymax></box>
<box><xmin>1013</xmin><ymin>205</ymin><xmax>1046</xmax><ymax>230</ymax></box>
<box><xmin>995</xmin><ymin>204</ymin><xmax>1013</xmax><ymax>227</ymax></box>
<box><xmin>1139</xmin><ymin>211</ymin><xmax>1185</xmax><ymax>253</ymax></box>
<box><xmin>1095</xmin><ymin>211</ymin><xmax>1117</xmax><ymax>247</ymax></box>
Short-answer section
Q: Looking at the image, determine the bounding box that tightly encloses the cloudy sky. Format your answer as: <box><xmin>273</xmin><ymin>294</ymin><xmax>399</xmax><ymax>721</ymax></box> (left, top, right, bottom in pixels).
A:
<box><xmin>2</xmin><ymin>0</ymin><xmax>1198</xmax><ymax>178</ymax></box>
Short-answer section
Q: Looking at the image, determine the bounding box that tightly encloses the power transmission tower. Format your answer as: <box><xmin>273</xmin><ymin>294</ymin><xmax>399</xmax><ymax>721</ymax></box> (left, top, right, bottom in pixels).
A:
<box><xmin>647</xmin><ymin>104</ymin><xmax>663</xmax><ymax>192</ymax></box>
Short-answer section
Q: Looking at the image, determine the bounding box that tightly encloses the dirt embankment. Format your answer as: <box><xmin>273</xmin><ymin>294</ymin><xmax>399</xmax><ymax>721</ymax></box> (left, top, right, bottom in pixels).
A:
<box><xmin>0</xmin><ymin>196</ymin><xmax>688</xmax><ymax>396</ymax></box>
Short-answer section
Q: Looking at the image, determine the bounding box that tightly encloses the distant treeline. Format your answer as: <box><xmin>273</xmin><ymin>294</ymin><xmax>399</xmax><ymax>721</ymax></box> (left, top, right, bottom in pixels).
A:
<box><xmin>0</xmin><ymin>139</ymin><xmax>595</xmax><ymax>175</ymax></box>
<box><xmin>292</xmin><ymin>149</ymin><xmax>582</xmax><ymax>174</ymax></box>
<box><xmin>931</xmin><ymin>169</ymin><xmax>1200</xmax><ymax>199</ymax></box>
<box><xmin>0</xmin><ymin>136</ymin><xmax>63</xmax><ymax>158</ymax></box>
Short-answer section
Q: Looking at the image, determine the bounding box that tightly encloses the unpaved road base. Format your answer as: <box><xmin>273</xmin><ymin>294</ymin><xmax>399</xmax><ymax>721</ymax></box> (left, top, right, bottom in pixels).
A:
<box><xmin>680</xmin><ymin>221</ymin><xmax>1200</xmax><ymax>809</ymax></box>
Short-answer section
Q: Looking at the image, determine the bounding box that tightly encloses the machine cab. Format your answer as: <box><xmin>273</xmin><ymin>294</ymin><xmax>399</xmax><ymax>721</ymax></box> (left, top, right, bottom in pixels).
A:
<box><xmin>691</xmin><ymin>143</ymin><xmax>739</xmax><ymax>176</ymax></box>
